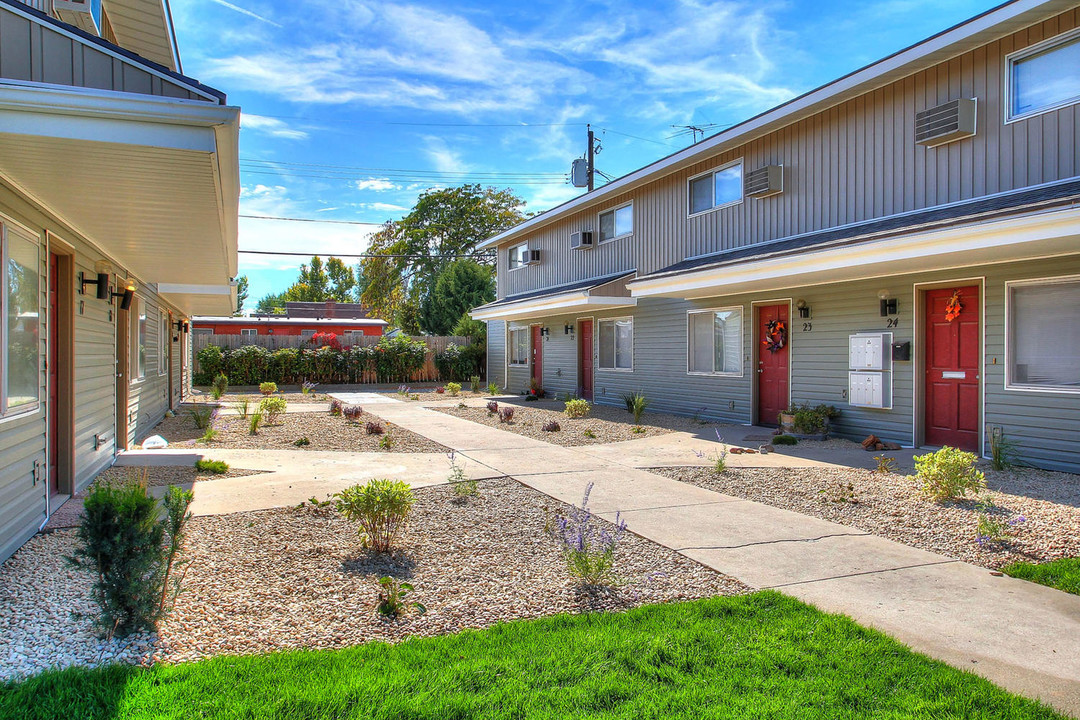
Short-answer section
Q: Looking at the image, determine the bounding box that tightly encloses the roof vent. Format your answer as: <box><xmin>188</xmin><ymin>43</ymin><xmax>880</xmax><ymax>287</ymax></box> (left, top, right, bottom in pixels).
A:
<box><xmin>745</xmin><ymin>165</ymin><xmax>783</xmax><ymax>198</ymax></box>
<box><xmin>570</xmin><ymin>231</ymin><xmax>594</xmax><ymax>250</ymax></box>
<box><xmin>916</xmin><ymin>98</ymin><xmax>976</xmax><ymax>147</ymax></box>
<box><xmin>53</xmin><ymin>0</ymin><xmax>102</xmax><ymax>36</ymax></box>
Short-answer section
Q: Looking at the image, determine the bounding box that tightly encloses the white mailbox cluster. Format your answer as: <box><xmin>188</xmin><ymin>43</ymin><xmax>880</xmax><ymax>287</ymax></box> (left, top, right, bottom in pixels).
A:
<box><xmin>848</xmin><ymin>332</ymin><xmax>892</xmax><ymax>409</ymax></box>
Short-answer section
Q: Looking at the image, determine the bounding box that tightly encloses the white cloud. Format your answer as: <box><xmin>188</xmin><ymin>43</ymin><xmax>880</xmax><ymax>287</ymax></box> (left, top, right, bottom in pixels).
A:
<box><xmin>422</xmin><ymin>136</ymin><xmax>469</xmax><ymax>175</ymax></box>
<box><xmin>240</xmin><ymin>113</ymin><xmax>309</xmax><ymax>140</ymax></box>
<box><xmin>353</xmin><ymin>178</ymin><xmax>401</xmax><ymax>192</ymax></box>
<box><xmin>361</xmin><ymin>202</ymin><xmax>409</xmax><ymax>213</ymax></box>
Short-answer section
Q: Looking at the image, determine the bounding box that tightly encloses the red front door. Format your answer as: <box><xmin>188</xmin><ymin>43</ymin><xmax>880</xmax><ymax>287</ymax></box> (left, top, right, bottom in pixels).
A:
<box><xmin>531</xmin><ymin>325</ymin><xmax>543</xmax><ymax>389</ymax></box>
<box><xmin>48</xmin><ymin>253</ymin><xmax>59</xmax><ymax>495</ymax></box>
<box><xmin>756</xmin><ymin>303</ymin><xmax>789</xmax><ymax>426</ymax></box>
<box><xmin>925</xmin><ymin>286</ymin><xmax>980</xmax><ymax>450</ymax></box>
<box><xmin>578</xmin><ymin>320</ymin><xmax>593</xmax><ymax>400</ymax></box>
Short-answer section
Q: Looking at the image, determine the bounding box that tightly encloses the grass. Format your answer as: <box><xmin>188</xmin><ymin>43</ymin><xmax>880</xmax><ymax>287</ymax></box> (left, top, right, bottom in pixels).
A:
<box><xmin>1002</xmin><ymin>558</ymin><xmax>1080</xmax><ymax>596</ymax></box>
<box><xmin>0</xmin><ymin>593</ymin><xmax>1062</xmax><ymax>720</ymax></box>
<box><xmin>194</xmin><ymin>459</ymin><xmax>229</xmax><ymax>474</ymax></box>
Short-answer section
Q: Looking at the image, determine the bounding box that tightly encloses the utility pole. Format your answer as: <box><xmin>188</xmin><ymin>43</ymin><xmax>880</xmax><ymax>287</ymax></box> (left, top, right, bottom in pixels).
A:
<box><xmin>587</xmin><ymin>124</ymin><xmax>595</xmax><ymax>192</ymax></box>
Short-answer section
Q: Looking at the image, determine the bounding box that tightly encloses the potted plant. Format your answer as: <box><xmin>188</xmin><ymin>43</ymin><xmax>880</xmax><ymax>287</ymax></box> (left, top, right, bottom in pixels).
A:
<box><xmin>778</xmin><ymin>403</ymin><xmax>840</xmax><ymax>440</ymax></box>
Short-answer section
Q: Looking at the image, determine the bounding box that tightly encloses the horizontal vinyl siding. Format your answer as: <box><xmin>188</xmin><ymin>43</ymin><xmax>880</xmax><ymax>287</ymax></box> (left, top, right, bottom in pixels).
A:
<box><xmin>0</xmin><ymin>3</ymin><xmax>208</xmax><ymax>100</ymax></box>
<box><xmin>497</xmin><ymin>7</ymin><xmax>1080</xmax><ymax>300</ymax></box>
<box><xmin>127</xmin><ymin>289</ymin><xmax>171</xmax><ymax>448</ymax></box>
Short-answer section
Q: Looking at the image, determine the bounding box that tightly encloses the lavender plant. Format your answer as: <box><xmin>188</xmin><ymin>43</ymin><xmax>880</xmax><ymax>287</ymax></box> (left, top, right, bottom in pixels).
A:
<box><xmin>198</xmin><ymin>408</ymin><xmax>223</xmax><ymax>443</ymax></box>
<box><xmin>397</xmin><ymin>384</ymin><xmax>411</xmax><ymax>397</ymax></box>
<box><xmin>975</xmin><ymin>496</ymin><xmax>1027</xmax><ymax>546</ymax></box>
<box><xmin>549</xmin><ymin>482</ymin><xmax>627</xmax><ymax>587</ymax></box>
<box><xmin>447</xmin><ymin>451</ymin><xmax>478</xmax><ymax>499</ymax></box>
<box><xmin>301</xmin><ymin>381</ymin><xmax>319</xmax><ymax>396</ymax></box>
<box><xmin>693</xmin><ymin>430</ymin><xmax>729</xmax><ymax>473</ymax></box>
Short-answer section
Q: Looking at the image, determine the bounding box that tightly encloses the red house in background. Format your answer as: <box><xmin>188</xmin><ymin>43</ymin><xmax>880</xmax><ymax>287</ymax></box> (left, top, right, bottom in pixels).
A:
<box><xmin>193</xmin><ymin>301</ymin><xmax>387</xmax><ymax>339</ymax></box>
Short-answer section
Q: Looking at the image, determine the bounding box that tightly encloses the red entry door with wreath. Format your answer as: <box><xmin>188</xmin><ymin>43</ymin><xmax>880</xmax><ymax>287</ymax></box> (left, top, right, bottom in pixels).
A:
<box><xmin>756</xmin><ymin>304</ymin><xmax>789</xmax><ymax>426</ymax></box>
<box><xmin>924</xmin><ymin>286</ymin><xmax>980</xmax><ymax>451</ymax></box>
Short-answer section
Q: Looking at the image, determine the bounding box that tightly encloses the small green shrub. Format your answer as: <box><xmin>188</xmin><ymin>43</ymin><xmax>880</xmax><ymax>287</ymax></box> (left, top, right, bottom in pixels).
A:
<box><xmin>195</xmin><ymin>459</ymin><xmax>228</xmax><ymax>474</ymax></box>
<box><xmin>189</xmin><ymin>405</ymin><xmax>212</xmax><ymax>430</ymax></box>
<box><xmin>379</xmin><ymin>433</ymin><xmax>395</xmax><ymax>450</ymax></box>
<box><xmin>259</xmin><ymin>396</ymin><xmax>287</xmax><ymax>424</ymax></box>
<box><xmin>564</xmin><ymin>398</ymin><xmax>591</xmax><ymax>419</ymax></box>
<box><xmin>259</xmin><ymin>381</ymin><xmax>278</xmax><ymax>396</ymax></box>
<box><xmin>913</xmin><ymin>446</ymin><xmax>985</xmax><ymax>502</ymax></box>
<box><xmin>445</xmin><ymin>382</ymin><xmax>462</xmax><ymax>397</ymax></box>
<box><xmin>987</xmin><ymin>425</ymin><xmax>1017</xmax><ymax>471</ymax></box>
<box><xmin>623</xmin><ymin>391</ymin><xmax>649</xmax><ymax>424</ymax></box>
<box><xmin>772</xmin><ymin>434</ymin><xmax>798</xmax><ymax>446</ymax></box>
<box><xmin>376</xmin><ymin>576</ymin><xmax>425</xmax><ymax>617</ymax></box>
<box><xmin>334</xmin><ymin>479</ymin><xmax>414</xmax><ymax>552</ymax></box>
<box><xmin>294</xmin><ymin>437</ymin><xmax>310</xmax><ymax>447</ymax></box>
<box><xmin>487</xmin><ymin>382</ymin><xmax>499</xmax><ymax>396</ymax></box>
<box><xmin>447</xmin><ymin>451</ymin><xmax>478</xmax><ymax>499</ymax></box>
<box><xmin>470</xmin><ymin>376</ymin><xmax>481</xmax><ymax>393</ymax></box>
<box><xmin>248</xmin><ymin>410</ymin><xmax>262</xmax><ymax>435</ymax></box>
<box><xmin>873</xmin><ymin>455</ymin><xmax>899</xmax><ymax>474</ymax></box>
<box><xmin>583</xmin><ymin>429</ymin><xmax>597</xmax><ymax>439</ymax></box>
<box><xmin>211</xmin><ymin>373</ymin><xmax>228</xmax><ymax>401</ymax></box>
<box><xmin>233</xmin><ymin>397</ymin><xmax>251</xmax><ymax>419</ymax></box>
<box><xmin>67</xmin><ymin>479</ymin><xmax>193</xmax><ymax>638</ymax></box>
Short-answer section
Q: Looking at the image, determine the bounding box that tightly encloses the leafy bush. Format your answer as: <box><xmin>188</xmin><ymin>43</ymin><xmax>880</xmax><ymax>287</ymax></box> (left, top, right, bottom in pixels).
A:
<box><xmin>623</xmin><ymin>391</ymin><xmax>649</xmax><ymax>424</ymax></box>
<box><xmin>195</xmin><ymin>459</ymin><xmax>228</xmax><ymax>474</ymax></box>
<box><xmin>335</xmin><ymin>479</ymin><xmax>415</xmax><ymax>552</ymax></box>
<box><xmin>487</xmin><ymin>382</ymin><xmax>499</xmax><ymax>396</ymax></box>
<box><xmin>374</xmin><ymin>335</ymin><xmax>427</xmax><ymax>382</ymax></box>
<box><xmin>564</xmin><ymin>398</ymin><xmax>591</xmax><ymax>419</ymax></box>
<box><xmin>772</xmin><ymin>434</ymin><xmax>798</xmax><ymax>446</ymax></box>
<box><xmin>259</xmin><ymin>396</ymin><xmax>287</xmax><ymax>424</ymax></box>
<box><xmin>376</xmin><ymin>576</ymin><xmax>425</xmax><ymax>617</ymax></box>
<box><xmin>542</xmin><ymin>419</ymin><xmax>561</xmax><ymax>432</ymax></box>
<box><xmin>379</xmin><ymin>433</ymin><xmax>395</xmax><ymax>450</ymax></box>
<box><xmin>210</xmin><ymin>373</ymin><xmax>228</xmax><ymax>401</ymax></box>
<box><xmin>329</xmin><ymin>399</ymin><xmax>343</xmax><ymax>416</ymax></box>
<box><xmin>189</xmin><ymin>405</ymin><xmax>213</xmax><ymax>430</ymax></box>
<box><xmin>549</xmin><ymin>483</ymin><xmax>626</xmax><ymax>587</ymax></box>
<box><xmin>259</xmin><ymin>381</ymin><xmax>278</xmax><ymax>396</ymax></box>
<box><xmin>486</xmin><ymin>401</ymin><xmax>499</xmax><ymax>415</ymax></box>
<box><xmin>227</xmin><ymin>345</ymin><xmax>271</xmax><ymax>386</ymax></box>
<box><xmin>67</xmin><ymin>480</ymin><xmax>193</xmax><ymax>638</ymax></box>
<box><xmin>194</xmin><ymin>345</ymin><xmax>225</xmax><ymax>385</ymax></box>
<box><xmin>366</xmin><ymin>421</ymin><xmax>384</xmax><ymax>435</ymax></box>
<box><xmin>913</xmin><ymin>446</ymin><xmax>985</xmax><ymax>501</ymax></box>
<box><xmin>445</xmin><ymin>382</ymin><xmax>462</xmax><ymax>397</ymax></box>
<box><xmin>343</xmin><ymin>405</ymin><xmax>363</xmax><ymax>422</ymax></box>
<box><xmin>294</xmin><ymin>437</ymin><xmax>310</xmax><ymax>447</ymax></box>
<box><xmin>248</xmin><ymin>410</ymin><xmax>262</xmax><ymax>435</ymax></box>
<box><xmin>470</xmin><ymin>376</ymin><xmax>481</xmax><ymax>393</ymax></box>
<box><xmin>499</xmin><ymin>407</ymin><xmax>515</xmax><ymax>424</ymax></box>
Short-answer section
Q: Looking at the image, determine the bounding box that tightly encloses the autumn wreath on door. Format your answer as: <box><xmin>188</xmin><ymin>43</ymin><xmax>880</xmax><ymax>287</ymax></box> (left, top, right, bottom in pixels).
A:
<box><xmin>762</xmin><ymin>319</ymin><xmax>787</xmax><ymax>352</ymax></box>
<box><xmin>944</xmin><ymin>289</ymin><xmax>963</xmax><ymax>322</ymax></box>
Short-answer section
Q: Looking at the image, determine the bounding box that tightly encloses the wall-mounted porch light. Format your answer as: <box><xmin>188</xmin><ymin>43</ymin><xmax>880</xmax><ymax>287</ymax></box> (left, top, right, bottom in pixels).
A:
<box><xmin>540</xmin><ymin>327</ymin><xmax>550</xmax><ymax>337</ymax></box>
<box><xmin>795</xmin><ymin>299</ymin><xmax>811</xmax><ymax>319</ymax></box>
<box><xmin>878</xmin><ymin>289</ymin><xmax>898</xmax><ymax>317</ymax></box>
<box><xmin>564</xmin><ymin>324</ymin><xmax>575</xmax><ymax>335</ymax></box>
<box><xmin>113</xmin><ymin>281</ymin><xmax>136</xmax><ymax>311</ymax></box>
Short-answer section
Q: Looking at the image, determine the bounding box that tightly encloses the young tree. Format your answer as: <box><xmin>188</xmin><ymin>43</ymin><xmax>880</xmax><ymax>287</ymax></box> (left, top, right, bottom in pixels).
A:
<box><xmin>326</xmin><ymin>257</ymin><xmax>357</xmax><ymax>302</ymax></box>
<box><xmin>419</xmin><ymin>260</ymin><xmax>495</xmax><ymax>335</ymax></box>
<box><xmin>234</xmin><ymin>275</ymin><xmax>249</xmax><ymax>315</ymax></box>
<box><xmin>256</xmin><ymin>291</ymin><xmax>287</xmax><ymax>314</ymax></box>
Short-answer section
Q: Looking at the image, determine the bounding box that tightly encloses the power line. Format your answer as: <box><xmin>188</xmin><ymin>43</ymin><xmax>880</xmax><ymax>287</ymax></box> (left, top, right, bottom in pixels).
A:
<box><xmin>596</xmin><ymin>127</ymin><xmax>674</xmax><ymax>148</ymax></box>
<box><xmin>241</xmin><ymin>169</ymin><xmax>568</xmax><ymax>185</ymax></box>
<box><xmin>242</xmin><ymin>113</ymin><xmax>587</xmax><ymax>129</ymax></box>
<box><xmin>240</xmin><ymin>215</ymin><xmax>382</xmax><ymax>225</ymax></box>
<box><xmin>240</xmin><ymin>157</ymin><xmax>566</xmax><ymax>177</ymax></box>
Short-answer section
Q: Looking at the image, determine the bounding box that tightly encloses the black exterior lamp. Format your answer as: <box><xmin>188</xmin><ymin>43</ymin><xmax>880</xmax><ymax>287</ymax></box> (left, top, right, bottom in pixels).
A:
<box><xmin>565</xmin><ymin>324</ymin><xmax>574</xmax><ymax>335</ymax></box>
<box><xmin>113</xmin><ymin>282</ymin><xmax>136</xmax><ymax>311</ymax></box>
<box><xmin>878</xmin><ymin>289</ymin><xmax>898</xmax><ymax>317</ymax></box>
<box><xmin>795</xmin><ymin>299</ymin><xmax>811</xmax><ymax>319</ymax></box>
<box><xmin>540</xmin><ymin>327</ymin><xmax>550</xmax><ymax>337</ymax></box>
<box><xmin>79</xmin><ymin>271</ymin><xmax>111</xmax><ymax>300</ymax></box>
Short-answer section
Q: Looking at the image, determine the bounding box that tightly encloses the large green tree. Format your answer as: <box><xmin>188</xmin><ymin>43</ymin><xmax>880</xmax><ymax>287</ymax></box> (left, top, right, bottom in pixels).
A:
<box><xmin>361</xmin><ymin>185</ymin><xmax>525</xmax><ymax>332</ymax></box>
<box><xmin>419</xmin><ymin>260</ymin><xmax>495</xmax><ymax>335</ymax></box>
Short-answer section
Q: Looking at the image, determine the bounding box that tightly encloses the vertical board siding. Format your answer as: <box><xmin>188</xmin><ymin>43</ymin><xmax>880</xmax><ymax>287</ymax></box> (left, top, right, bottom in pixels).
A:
<box><xmin>497</xmin><ymin>8</ymin><xmax>1080</xmax><ymax>300</ymax></box>
<box><xmin>486</xmin><ymin>320</ymin><xmax>506</xmax><ymax>390</ymax></box>
<box><xmin>0</xmin><ymin>4</ymin><xmax>208</xmax><ymax>101</ymax></box>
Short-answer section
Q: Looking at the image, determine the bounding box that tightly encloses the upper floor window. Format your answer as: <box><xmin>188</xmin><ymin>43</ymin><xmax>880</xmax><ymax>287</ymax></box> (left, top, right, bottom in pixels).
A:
<box><xmin>1</xmin><ymin>220</ymin><xmax>40</xmax><ymax>416</ymax></box>
<box><xmin>599</xmin><ymin>203</ymin><xmax>633</xmax><ymax>242</ymax></box>
<box><xmin>508</xmin><ymin>242</ymin><xmax>530</xmax><ymax>270</ymax></box>
<box><xmin>1007</xmin><ymin>276</ymin><xmax>1080</xmax><ymax>392</ymax></box>
<box><xmin>688</xmin><ymin>161</ymin><xmax>743</xmax><ymax>216</ymax></box>
<box><xmin>1008</xmin><ymin>30</ymin><xmax>1080</xmax><ymax>121</ymax></box>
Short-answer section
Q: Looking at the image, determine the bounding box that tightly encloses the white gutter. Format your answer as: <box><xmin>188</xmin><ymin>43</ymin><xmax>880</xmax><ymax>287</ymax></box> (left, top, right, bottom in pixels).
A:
<box><xmin>477</xmin><ymin>0</ymin><xmax>1071</xmax><ymax>251</ymax></box>
<box><xmin>471</xmin><ymin>293</ymin><xmax>636</xmax><ymax>322</ymax></box>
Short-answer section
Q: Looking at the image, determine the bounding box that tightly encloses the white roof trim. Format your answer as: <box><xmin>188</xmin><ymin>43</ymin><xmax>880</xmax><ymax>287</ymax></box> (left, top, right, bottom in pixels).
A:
<box><xmin>471</xmin><ymin>292</ymin><xmax>636</xmax><ymax>322</ymax></box>
<box><xmin>193</xmin><ymin>316</ymin><xmax>388</xmax><ymax>326</ymax></box>
<box><xmin>477</xmin><ymin>0</ymin><xmax>1073</xmax><ymax>251</ymax></box>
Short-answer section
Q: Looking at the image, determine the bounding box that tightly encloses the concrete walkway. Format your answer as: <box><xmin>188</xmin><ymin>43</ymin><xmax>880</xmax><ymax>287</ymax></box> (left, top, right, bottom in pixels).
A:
<box><xmin>368</xmin><ymin>400</ymin><xmax>1080</xmax><ymax>717</ymax></box>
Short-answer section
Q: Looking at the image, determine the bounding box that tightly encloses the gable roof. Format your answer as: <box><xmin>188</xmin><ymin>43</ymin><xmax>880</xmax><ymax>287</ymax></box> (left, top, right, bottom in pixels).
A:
<box><xmin>478</xmin><ymin>0</ymin><xmax>1075</xmax><ymax>251</ymax></box>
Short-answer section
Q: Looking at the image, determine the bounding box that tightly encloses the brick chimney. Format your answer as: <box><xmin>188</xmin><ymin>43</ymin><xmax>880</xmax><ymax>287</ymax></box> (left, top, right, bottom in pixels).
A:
<box><xmin>324</xmin><ymin>300</ymin><xmax>336</xmax><ymax>318</ymax></box>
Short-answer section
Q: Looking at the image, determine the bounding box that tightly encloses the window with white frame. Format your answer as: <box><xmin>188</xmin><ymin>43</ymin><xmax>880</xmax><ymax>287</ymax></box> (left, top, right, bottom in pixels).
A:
<box><xmin>1008</xmin><ymin>30</ymin><xmax>1080</xmax><ymax>121</ymax></box>
<box><xmin>508</xmin><ymin>242</ymin><xmax>530</xmax><ymax>270</ymax></box>
<box><xmin>159</xmin><ymin>311</ymin><xmax>169</xmax><ymax>375</ymax></box>
<box><xmin>240</xmin><ymin>328</ymin><xmax>257</xmax><ymax>337</ymax></box>
<box><xmin>598</xmin><ymin>318</ymin><xmax>633</xmax><ymax>370</ymax></box>
<box><xmin>689</xmin><ymin>162</ymin><xmax>743</xmax><ymax>215</ymax></box>
<box><xmin>193</xmin><ymin>327</ymin><xmax>213</xmax><ymax>336</ymax></box>
<box><xmin>300</xmin><ymin>329</ymin><xmax>316</xmax><ymax>340</ymax></box>
<box><xmin>687</xmin><ymin>307</ymin><xmax>743</xmax><ymax>375</ymax></box>
<box><xmin>1007</xmin><ymin>277</ymin><xmax>1080</xmax><ymax>391</ymax></box>
<box><xmin>508</xmin><ymin>327</ymin><xmax>529</xmax><ymax>365</ymax></box>
<box><xmin>131</xmin><ymin>297</ymin><xmax>146</xmax><ymax>381</ymax></box>
<box><xmin>1</xmin><ymin>221</ymin><xmax>40</xmax><ymax>415</ymax></box>
<box><xmin>599</xmin><ymin>203</ymin><xmax>633</xmax><ymax>242</ymax></box>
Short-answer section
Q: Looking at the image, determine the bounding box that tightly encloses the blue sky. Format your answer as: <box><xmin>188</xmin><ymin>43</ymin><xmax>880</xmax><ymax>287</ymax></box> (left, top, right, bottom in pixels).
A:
<box><xmin>170</xmin><ymin>0</ymin><xmax>996</xmax><ymax>306</ymax></box>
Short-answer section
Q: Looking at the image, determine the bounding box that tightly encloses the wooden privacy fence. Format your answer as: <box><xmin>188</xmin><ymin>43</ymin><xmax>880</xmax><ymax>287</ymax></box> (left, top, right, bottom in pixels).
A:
<box><xmin>192</xmin><ymin>334</ymin><xmax>474</xmax><ymax>384</ymax></box>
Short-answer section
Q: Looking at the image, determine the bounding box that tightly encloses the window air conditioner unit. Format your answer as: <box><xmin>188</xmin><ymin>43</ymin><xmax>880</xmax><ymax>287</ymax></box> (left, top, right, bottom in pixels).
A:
<box><xmin>745</xmin><ymin>165</ymin><xmax>783</xmax><ymax>198</ymax></box>
<box><xmin>915</xmin><ymin>98</ymin><xmax>976</xmax><ymax>147</ymax></box>
<box><xmin>570</xmin><ymin>231</ymin><xmax>594</xmax><ymax>250</ymax></box>
<box><xmin>524</xmin><ymin>249</ymin><xmax>541</xmax><ymax>265</ymax></box>
<box><xmin>53</xmin><ymin>0</ymin><xmax>102</xmax><ymax>36</ymax></box>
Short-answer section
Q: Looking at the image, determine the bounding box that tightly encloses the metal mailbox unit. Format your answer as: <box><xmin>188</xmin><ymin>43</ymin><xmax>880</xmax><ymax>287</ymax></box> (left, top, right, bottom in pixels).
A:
<box><xmin>848</xmin><ymin>332</ymin><xmax>893</xmax><ymax>409</ymax></box>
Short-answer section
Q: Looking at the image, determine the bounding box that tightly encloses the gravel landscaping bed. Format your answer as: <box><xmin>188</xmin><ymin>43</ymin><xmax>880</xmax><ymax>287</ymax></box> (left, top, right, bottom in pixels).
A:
<box><xmin>152</xmin><ymin>408</ymin><xmax>447</xmax><ymax>453</ymax></box>
<box><xmin>157</xmin><ymin>476</ymin><xmax>748</xmax><ymax>663</ymax></box>
<box><xmin>379</xmin><ymin>388</ymin><xmax>490</xmax><ymax>403</ymax></box>
<box><xmin>92</xmin><ymin>465</ymin><xmax>267</xmax><ymax>488</ymax></box>
<box><xmin>191</xmin><ymin>391</ymin><xmax>331</xmax><ymax>404</ymax></box>
<box><xmin>654</xmin><ymin>465</ymin><xmax>1080</xmax><ymax>569</ymax></box>
<box><xmin>432</xmin><ymin>402</ymin><xmax>722</xmax><ymax>446</ymax></box>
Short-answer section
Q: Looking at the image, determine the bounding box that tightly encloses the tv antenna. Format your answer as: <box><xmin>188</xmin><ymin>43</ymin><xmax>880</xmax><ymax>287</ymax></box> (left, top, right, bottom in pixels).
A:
<box><xmin>669</xmin><ymin>123</ymin><xmax>721</xmax><ymax>144</ymax></box>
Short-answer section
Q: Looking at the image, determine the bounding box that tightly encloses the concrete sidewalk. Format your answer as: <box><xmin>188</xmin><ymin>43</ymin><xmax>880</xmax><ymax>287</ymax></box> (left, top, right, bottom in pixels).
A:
<box><xmin>371</xmin><ymin>401</ymin><xmax>1080</xmax><ymax>717</ymax></box>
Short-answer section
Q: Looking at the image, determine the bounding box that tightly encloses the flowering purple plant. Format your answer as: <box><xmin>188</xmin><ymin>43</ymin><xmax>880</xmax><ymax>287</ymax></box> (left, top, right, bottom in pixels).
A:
<box><xmin>301</xmin><ymin>381</ymin><xmax>319</xmax><ymax>395</ymax></box>
<box><xmin>550</xmin><ymin>482</ymin><xmax>627</xmax><ymax>586</ymax></box>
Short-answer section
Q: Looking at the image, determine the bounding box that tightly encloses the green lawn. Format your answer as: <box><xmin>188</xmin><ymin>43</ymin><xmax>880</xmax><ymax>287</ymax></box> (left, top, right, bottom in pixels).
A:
<box><xmin>0</xmin><ymin>592</ymin><xmax>1062</xmax><ymax>720</ymax></box>
<box><xmin>1003</xmin><ymin>557</ymin><xmax>1080</xmax><ymax>595</ymax></box>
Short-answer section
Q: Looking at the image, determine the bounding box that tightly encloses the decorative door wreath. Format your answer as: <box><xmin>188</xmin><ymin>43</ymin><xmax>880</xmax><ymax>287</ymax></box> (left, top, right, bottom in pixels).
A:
<box><xmin>944</xmin><ymin>290</ymin><xmax>963</xmax><ymax>322</ymax></box>
<box><xmin>762</xmin><ymin>319</ymin><xmax>787</xmax><ymax>353</ymax></box>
